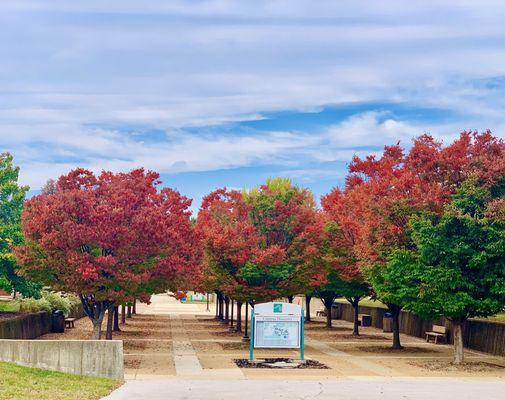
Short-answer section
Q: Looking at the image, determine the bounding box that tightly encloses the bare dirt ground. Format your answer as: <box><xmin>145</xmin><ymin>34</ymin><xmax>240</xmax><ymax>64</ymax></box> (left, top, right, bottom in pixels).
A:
<box><xmin>39</xmin><ymin>294</ymin><xmax>505</xmax><ymax>380</ymax></box>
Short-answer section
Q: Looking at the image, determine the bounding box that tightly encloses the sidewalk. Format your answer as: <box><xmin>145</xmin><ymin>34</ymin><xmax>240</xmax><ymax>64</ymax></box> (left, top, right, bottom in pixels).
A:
<box><xmin>104</xmin><ymin>378</ymin><xmax>505</xmax><ymax>400</ymax></box>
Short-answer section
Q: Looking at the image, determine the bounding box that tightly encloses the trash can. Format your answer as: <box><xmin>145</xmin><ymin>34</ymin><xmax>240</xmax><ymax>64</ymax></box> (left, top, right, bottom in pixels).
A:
<box><xmin>383</xmin><ymin>312</ymin><xmax>393</xmax><ymax>333</ymax></box>
<box><xmin>51</xmin><ymin>310</ymin><xmax>65</xmax><ymax>333</ymax></box>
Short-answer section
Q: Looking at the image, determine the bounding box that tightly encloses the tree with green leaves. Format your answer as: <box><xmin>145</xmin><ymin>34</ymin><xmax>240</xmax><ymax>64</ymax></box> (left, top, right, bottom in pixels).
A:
<box><xmin>395</xmin><ymin>179</ymin><xmax>505</xmax><ymax>364</ymax></box>
<box><xmin>0</xmin><ymin>153</ymin><xmax>41</xmax><ymax>297</ymax></box>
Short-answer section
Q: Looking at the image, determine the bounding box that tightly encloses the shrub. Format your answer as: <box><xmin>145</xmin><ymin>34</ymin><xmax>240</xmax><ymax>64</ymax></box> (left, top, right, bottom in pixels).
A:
<box><xmin>17</xmin><ymin>298</ymin><xmax>51</xmax><ymax>313</ymax></box>
<box><xmin>41</xmin><ymin>291</ymin><xmax>72</xmax><ymax>316</ymax></box>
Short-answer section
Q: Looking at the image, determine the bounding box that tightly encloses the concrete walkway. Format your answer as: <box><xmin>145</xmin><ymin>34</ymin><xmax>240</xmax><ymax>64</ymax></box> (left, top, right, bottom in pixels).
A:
<box><xmin>104</xmin><ymin>295</ymin><xmax>505</xmax><ymax>399</ymax></box>
<box><xmin>104</xmin><ymin>378</ymin><xmax>505</xmax><ymax>400</ymax></box>
<box><xmin>170</xmin><ymin>314</ymin><xmax>204</xmax><ymax>376</ymax></box>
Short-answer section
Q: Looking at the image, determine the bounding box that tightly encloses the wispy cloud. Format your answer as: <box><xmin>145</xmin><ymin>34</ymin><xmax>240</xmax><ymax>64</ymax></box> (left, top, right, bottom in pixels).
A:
<box><xmin>0</xmin><ymin>1</ymin><xmax>504</xmax><ymax>195</ymax></box>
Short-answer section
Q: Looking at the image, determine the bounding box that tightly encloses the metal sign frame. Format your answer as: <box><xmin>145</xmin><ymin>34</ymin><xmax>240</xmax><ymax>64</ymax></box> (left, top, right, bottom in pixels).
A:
<box><xmin>249</xmin><ymin>302</ymin><xmax>305</xmax><ymax>362</ymax></box>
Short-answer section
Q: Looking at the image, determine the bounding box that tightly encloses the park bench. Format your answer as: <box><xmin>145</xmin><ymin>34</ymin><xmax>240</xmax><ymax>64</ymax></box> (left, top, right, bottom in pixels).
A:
<box><xmin>425</xmin><ymin>325</ymin><xmax>447</xmax><ymax>344</ymax></box>
<box><xmin>358</xmin><ymin>314</ymin><xmax>372</xmax><ymax>327</ymax></box>
<box><xmin>316</xmin><ymin>310</ymin><xmax>327</xmax><ymax>317</ymax></box>
<box><xmin>64</xmin><ymin>318</ymin><xmax>76</xmax><ymax>329</ymax></box>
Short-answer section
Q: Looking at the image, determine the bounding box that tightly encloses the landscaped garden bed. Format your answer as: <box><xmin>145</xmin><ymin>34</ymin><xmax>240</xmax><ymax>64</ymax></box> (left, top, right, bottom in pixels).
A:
<box><xmin>234</xmin><ymin>358</ymin><xmax>329</xmax><ymax>369</ymax></box>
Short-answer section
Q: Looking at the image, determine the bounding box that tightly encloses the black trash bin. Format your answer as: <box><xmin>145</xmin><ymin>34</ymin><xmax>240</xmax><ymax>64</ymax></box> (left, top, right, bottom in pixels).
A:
<box><xmin>51</xmin><ymin>310</ymin><xmax>65</xmax><ymax>333</ymax></box>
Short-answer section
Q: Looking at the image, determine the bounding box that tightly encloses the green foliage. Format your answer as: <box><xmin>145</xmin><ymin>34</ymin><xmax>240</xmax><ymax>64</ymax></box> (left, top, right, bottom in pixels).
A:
<box><xmin>239</xmin><ymin>261</ymin><xmax>294</xmax><ymax>287</ymax></box>
<box><xmin>17</xmin><ymin>297</ymin><xmax>51</xmax><ymax>313</ymax></box>
<box><xmin>15</xmin><ymin>291</ymin><xmax>79</xmax><ymax>315</ymax></box>
<box><xmin>41</xmin><ymin>290</ymin><xmax>72</xmax><ymax>316</ymax></box>
<box><xmin>0</xmin><ymin>153</ymin><xmax>41</xmax><ymax>297</ymax></box>
<box><xmin>393</xmin><ymin>179</ymin><xmax>505</xmax><ymax>321</ymax></box>
<box><xmin>363</xmin><ymin>249</ymin><xmax>419</xmax><ymax>308</ymax></box>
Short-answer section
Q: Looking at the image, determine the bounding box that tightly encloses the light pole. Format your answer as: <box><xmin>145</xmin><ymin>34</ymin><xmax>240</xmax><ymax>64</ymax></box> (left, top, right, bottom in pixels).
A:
<box><xmin>206</xmin><ymin>293</ymin><xmax>210</xmax><ymax>312</ymax></box>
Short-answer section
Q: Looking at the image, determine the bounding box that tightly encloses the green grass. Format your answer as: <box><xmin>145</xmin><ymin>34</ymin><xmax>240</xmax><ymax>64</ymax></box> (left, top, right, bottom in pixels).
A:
<box><xmin>0</xmin><ymin>362</ymin><xmax>121</xmax><ymax>400</ymax></box>
<box><xmin>0</xmin><ymin>300</ymin><xmax>19</xmax><ymax>312</ymax></box>
<box><xmin>335</xmin><ymin>297</ymin><xmax>387</xmax><ymax>309</ymax></box>
<box><xmin>479</xmin><ymin>313</ymin><xmax>505</xmax><ymax>323</ymax></box>
<box><xmin>335</xmin><ymin>298</ymin><xmax>505</xmax><ymax>322</ymax></box>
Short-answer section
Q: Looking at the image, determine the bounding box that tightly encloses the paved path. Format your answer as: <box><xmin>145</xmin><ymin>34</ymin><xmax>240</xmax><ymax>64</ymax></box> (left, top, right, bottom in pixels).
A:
<box><xmin>104</xmin><ymin>295</ymin><xmax>505</xmax><ymax>399</ymax></box>
<box><xmin>104</xmin><ymin>378</ymin><xmax>505</xmax><ymax>400</ymax></box>
<box><xmin>170</xmin><ymin>314</ymin><xmax>204</xmax><ymax>376</ymax></box>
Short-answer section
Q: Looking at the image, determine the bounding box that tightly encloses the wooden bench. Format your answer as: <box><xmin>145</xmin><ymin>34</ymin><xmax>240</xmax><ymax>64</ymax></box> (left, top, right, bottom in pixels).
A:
<box><xmin>64</xmin><ymin>318</ymin><xmax>76</xmax><ymax>329</ymax></box>
<box><xmin>316</xmin><ymin>310</ymin><xmax>327</xmax><ymax>317</ymax></box>
<box><xmin>425</xmin><ymin>325</ymin><xmax>447</xmax><ymax>344</ymax></box>
<box><xmin>358</xmin><ymin>314</ymin><xmax>372</xmax><ymax>327</ymax></box>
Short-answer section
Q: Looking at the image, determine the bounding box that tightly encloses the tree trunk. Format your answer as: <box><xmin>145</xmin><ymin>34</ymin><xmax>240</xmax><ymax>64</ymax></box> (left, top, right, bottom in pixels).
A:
<box><xmin>132</xmin><ymin>299</ymin><xmax>137</xmax><ymax>314</ymax></box>
<box><xmin>287</xmin><ymin>295</ymin><xmax>294</xmax><ymax>303</ymax></box>
<box><xmin>305</xmin><ymin>295</ymin><xmax>311</xmax><ymax>322</ymax></box>
<box><xmin>236</xmin><ymin>302</ymin><xmax>242</xmax><ymax>332</ymax></box>
<box><xmin>389</xmin><ymin>304</ymin><xmax>402</xmax><ymax>349</ymax></box>
<box><xmin>113</xmin><ymin>306</ymin><xmax>120</xmax><ymax>332</ymax></box>
<box><xmin>224</xmin><ymin>297</ymin><xmax>230</xmax><ymax>322</ymax></box>
<box><xmin>218</xmin><ymin>294</ymin><xmax>224</xmax><ymax>320</ymax></box>
<box><xmin>348</xmin><ymin>296</ymin><xmax>361</xmax><ymax>336</ymax></box>
<box><xmin>320</xmin><ymin>297</ymin><xmax>335</xmax><ymax>328</ymax></box>
<box><xmin>121</xmin><ymin>305</ymin><xmax>126</xmax><ymax>324</ymax></box>
<box><xmin>452</xmin><ymin>319</ymin><xmax>465</xmax><ymax>365</ymax></box>
<box><xmin>80</xmin><ymin>295</ymin><xmax>108</xmax><ymax>340</ymax></box>
<box><xmin>230</xmin><ymin>300</ymin><xmax>234</xmax><ymax>328</ymax></box>
<box><xmin>92</xmin><ymin>316</ymin><xmax>104</xmax><ymax>340</ymax></box>
<box><xmin>127</xmin><ymin>305</ymin><xmax>132</xmax><ymax>318</ymax></box>
<box><xmin>105</xmin><ymin>305</ymin><xmax>114</xmax><ymax>340</ymax></box>
<box><xmin>243</xmin><ymin>303</ymin><xmax>249</xmax><ymax>339</ymax></box>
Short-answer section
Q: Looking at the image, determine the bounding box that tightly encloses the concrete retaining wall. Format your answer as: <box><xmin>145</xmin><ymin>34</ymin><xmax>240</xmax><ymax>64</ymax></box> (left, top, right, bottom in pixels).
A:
<box><xmin>0</xmin><ymin>340</ymin><xmax>124</xmax><ymax>380</ymax></box>
<box><xmin>0</xmin><ymin>311</ymin><xmax>51</xmax><ymax>339</ymax></box>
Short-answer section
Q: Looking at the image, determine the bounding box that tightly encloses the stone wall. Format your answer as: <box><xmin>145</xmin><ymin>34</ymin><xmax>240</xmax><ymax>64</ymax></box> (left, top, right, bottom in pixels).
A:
<box><xmin>0</xmin><ymin>339</ymin><xmax>124</xmax><ymax>380</ymax></box>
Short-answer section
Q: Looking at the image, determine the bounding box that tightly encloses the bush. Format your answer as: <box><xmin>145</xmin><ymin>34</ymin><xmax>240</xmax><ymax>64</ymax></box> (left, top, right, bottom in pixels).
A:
<box><xmin>17</xmin><ymin>298</ymin><xmax>51</xmax><ymax>313</ymax></box>
<box><xmin>16</xmin><ymin>291</ymin><xmax>82</xmax><ymax>316</ymax></box>
<box><xmin>66</xmin><ymin>293</ymin><xmax>81</xmax><ymax>308</ymax></box>
<box><xmin>41</xmin><ymin>291</ymin><xmax>72</xmax><ymax>316</ymax></box>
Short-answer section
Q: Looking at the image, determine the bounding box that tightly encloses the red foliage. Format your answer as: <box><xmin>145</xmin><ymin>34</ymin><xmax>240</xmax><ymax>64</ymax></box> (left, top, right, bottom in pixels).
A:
<box><xmin>332</xmin><ymin>131</ymin><xmax>504</xmax><ymax>267</ymax></box>
<box><xmin>15</xmin><ymin>168</ymin><xmax>199</xmax><ymax>304</ymax></box>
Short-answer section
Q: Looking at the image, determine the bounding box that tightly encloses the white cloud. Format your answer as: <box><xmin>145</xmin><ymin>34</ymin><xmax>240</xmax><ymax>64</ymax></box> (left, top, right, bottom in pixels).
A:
<box><xmin>1</xmin><ymin>1</ymin><xmax>505</xmax><ymax>189</ymax></box>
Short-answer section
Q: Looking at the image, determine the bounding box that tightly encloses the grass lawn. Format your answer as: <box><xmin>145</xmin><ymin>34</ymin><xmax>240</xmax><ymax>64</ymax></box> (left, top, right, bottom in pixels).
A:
<box><xmin>335</xmin><ymin>297</ymin><xmax>387</xmax><ymax>309</ymax></box>
<box><xmin>479</xmin><ymin>313</ymin><xmax>505</xmax><ymax>323</ymax></box>
<box><xmin>0</xmin><ymin>362</ymin><xmax>121</xmax><ymax>400</ymax></box>
<box><xmin>0</xmin><ymin>300</ymin><xmax>18</xmax><ymax>312</ymax></box>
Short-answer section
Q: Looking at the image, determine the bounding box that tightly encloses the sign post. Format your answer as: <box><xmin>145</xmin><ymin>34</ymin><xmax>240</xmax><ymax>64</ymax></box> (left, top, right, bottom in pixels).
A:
<box><xmin>249</xmin><ymin>302</ymin><xmax>304</xmax><ymax>362</ymax></box>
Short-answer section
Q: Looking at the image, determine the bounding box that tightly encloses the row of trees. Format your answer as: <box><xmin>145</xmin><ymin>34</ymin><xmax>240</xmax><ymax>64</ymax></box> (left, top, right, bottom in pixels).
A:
<box><xmin>195</xmin><ymin>131</ymin><xmax>504</xmax><ymax>364</ymax></box>
<box><xmin>1</xmin><ymin>130</ymin><xmax>503</xmax><ymax>364</ymax></box>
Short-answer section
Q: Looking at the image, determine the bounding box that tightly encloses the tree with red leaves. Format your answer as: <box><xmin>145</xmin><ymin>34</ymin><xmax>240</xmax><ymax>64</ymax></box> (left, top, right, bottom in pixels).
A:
<box><xmin>321</xmin><ymin>187</ymin><xmax>370</xmax><ymax>332</ymax></box>
<box><xmin>15</xmin><ymin>168</ymin><xmax>197</xmax><ymax>339</ymax></box>
<box><xmin>196</xmin><ymin>188</ymin><xmax>258</xmax><ymax>331</ymax></box>
<box><xmin>196</xmin><ymin>179</ymin><xmax>322</xmax><ymax>332</ymax></box>
<box><xmin>346</xmin><ymin>131</ymin><xmax>504</xmax><ymax>349</ymax></box>
<box><xmin>243</xmin><ymin>178</ymin><xmax>323</xmax><ymax>302</ymax></box>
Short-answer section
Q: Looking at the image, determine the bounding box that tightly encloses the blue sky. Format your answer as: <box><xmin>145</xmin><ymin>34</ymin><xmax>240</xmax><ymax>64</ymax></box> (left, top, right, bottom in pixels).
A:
<box><xmin>1</xmin><ymin>1</ymin><xmax>505</xmax><ymax>213</ymax></box>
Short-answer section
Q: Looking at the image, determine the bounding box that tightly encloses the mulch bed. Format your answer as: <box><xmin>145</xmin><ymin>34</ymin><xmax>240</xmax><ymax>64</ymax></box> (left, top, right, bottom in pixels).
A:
<box><xmin>409</xmin><ymin>360</ymin><xmax>505</xmax><ymax>372</ymax></box>
<box><xmin>211</xmin><ymin>330</ymin><xmax>242</xmax><ymax>337</ymax></box>
<box><xmin>357</xmin><ymin>345</ymin><xmax>440</xmax><ymax>354</ymax></box>
<box><xmin>340</xmin><ymin>334</ymin><xmax>389</xmax><ymax>340</ymax></box>
<box><xmin>220</xmin><ymin>341</ymin><xmax>249</xmax><ymax>350</ymax></box>
<box><xmin>235</xmin><ymin>358</ymin><xmax>329</xmax><ymax>369</ymax></box>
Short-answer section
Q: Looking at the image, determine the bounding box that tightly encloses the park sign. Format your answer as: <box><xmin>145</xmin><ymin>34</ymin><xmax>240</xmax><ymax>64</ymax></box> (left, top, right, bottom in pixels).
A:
<box><xmin>249</xmin><ymin>302</ymin><xmax>305</xmax><ymax>361</ymax></box>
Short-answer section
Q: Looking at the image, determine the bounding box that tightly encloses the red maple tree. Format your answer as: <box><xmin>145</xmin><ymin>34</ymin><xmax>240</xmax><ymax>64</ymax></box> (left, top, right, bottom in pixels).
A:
<box><xmin>15</xmin><ymin>168</ymin><xmax>198</xmax><ymax>339</ymax></box>
<box><xmin>340</xmin><ymin>131</ymin><xmax>504</xmax><ymax>348</ymax></box>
